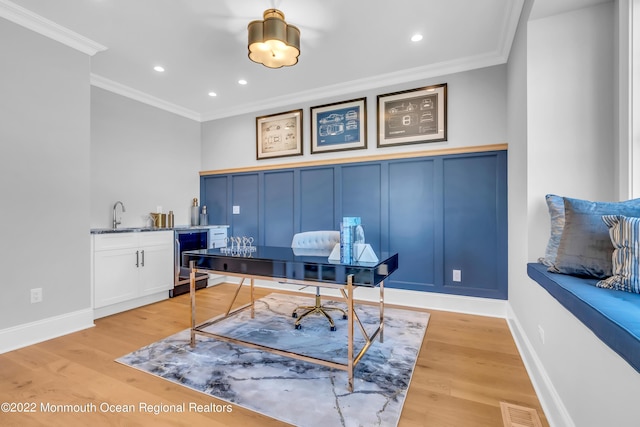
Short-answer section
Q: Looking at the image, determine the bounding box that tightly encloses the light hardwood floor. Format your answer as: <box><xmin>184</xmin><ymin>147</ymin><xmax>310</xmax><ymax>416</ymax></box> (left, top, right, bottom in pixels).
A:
<box><xmin>0</xmin><ymin>284</ymin><xmax>548</xmax><ymax>427</ymax></box>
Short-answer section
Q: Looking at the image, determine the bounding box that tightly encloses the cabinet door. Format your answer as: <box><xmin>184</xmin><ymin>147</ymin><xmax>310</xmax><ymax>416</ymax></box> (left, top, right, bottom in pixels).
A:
<box><xmin>94</xmin><ymin>248</ymin><xmax>139</xmax><ymax>308</ymax></box>
<box><xmin>139</xmin><ymin>243</ymin><xmax>174</xmax><ymax>296</ymax></box>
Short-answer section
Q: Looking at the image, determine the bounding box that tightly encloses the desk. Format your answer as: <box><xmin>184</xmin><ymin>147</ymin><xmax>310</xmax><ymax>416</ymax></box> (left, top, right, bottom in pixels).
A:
<box><xmin>183</xmin><ymin>246</ymin><xmax>398</xmax><ymax>391</ymax></box>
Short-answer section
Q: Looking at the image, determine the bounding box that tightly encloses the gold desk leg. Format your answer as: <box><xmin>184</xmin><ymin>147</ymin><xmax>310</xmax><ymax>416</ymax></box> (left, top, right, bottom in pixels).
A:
<box><xmin>380</xmin><ymin>280</ymin><xmax>385</xmax><ymax>343</ymax></box>
<box><xmin>250</xmin><ymin>278</ymin><xmax>255</xmax><ymax>319</ymax></box>
<box><xmin>189</xmin><ymin>261</ymin><xmax>196</xmax><ymax>348</ymax></box>
<box><xmin>347</xmin><ymin>274</ymin><xmax>354</xmax><ymax>392</ymax></box>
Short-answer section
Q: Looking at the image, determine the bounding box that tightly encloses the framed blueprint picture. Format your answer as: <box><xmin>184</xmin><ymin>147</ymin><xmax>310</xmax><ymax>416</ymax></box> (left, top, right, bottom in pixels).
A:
<box><xmin>310</xmin><ymin>98</ymin><xmax>367</xmax><ymax>154</ymax></box>
<box><xmin>256</xmin><ymin>109</ymin><xmax>303</xmax><ymax>159</ymax></box>
<box><xmin>377</xmin><ymin>83</ymin><xmax>447</xmax><ymax>147</ymax></box>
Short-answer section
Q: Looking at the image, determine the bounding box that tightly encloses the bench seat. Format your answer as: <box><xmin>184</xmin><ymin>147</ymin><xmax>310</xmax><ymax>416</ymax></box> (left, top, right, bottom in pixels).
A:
<box><xmin>527</xmin><ymin>262</ymin><xmax>640</xmax><ymax>373</ymax></box>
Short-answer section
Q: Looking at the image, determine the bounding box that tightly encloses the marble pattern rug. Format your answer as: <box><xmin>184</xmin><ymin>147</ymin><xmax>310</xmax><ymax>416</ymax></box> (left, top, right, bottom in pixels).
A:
<box><xmin>117</xmin><ymin>293</ymin><xmax>429</xmax><ymax>427</ymax></box>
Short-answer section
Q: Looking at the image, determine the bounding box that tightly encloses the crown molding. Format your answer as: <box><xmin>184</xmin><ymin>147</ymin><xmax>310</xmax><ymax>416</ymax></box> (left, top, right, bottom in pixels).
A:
<box><xmin>199</xmin><ymin>1</ymin><xmax>524</xmax><ymax>122</ymax></box>
<box><xmin>91</xmin><ymin>50</ymin><xmax>504</xmax><ymax>124</ymax></box>
<box><xmin>497</xmin><ymin>0</ymin><xmax>525</xmax><ymax>63</ymax></box>
<box><xmin>0</xmin><ymin>0</ymin><xmax>107</xmax><ymax>56</ymax></box>
<box><xmin>20</xmin><ymin>0</ymin><xmax>520</xmax><ymax>124</ymax></box>
<box><xmin>90</xmin><ymin>74</ymin><xmax>202</xmax><ymax>122</ymax></box>
<box><xmin>200</xmin><ymin>52</ymin><xmax>505</xmax><ymax>122</ymax></box>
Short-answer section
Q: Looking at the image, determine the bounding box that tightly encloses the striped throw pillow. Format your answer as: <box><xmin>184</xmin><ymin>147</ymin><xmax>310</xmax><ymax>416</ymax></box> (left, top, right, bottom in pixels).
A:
<box><xmin>597</xmin><ymin>215</ymin><xmax>640</xmax><ymax>293</ymax></box>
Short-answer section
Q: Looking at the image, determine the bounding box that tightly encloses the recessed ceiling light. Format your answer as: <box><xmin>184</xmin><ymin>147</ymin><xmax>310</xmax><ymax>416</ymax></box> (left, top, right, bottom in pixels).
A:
<box><xmin>154</xmin><ymin>65</ymin><xmax>165</xmax><ymax>72</ymax></box>
<box><xmin>208</xmin><ymin>92</ymin><xmax>217</xmax><ymax>97</ymax></box>
<box><xmin>238</xmin><ymin>79</ymin><xmax>248</xmax><ymax>85</ymax></box>
<box><xmin>411</xmin><ymin>34</ymin><xmax>423</xmax><ymax>42</ymax></box>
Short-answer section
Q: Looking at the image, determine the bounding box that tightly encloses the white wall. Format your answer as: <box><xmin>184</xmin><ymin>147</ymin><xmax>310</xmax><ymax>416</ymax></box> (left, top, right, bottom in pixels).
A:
<box><xmin>508</xmin><ymin>2</ymin><xmax>640</xmax><ymax>426</ymax></box>
<box><xmin>527</xmin><ymin>3</ymin><xmax>616</xmax><ymax>258</ymax></box>
<box><xmin>90</xmin><ymin>87</ymin><xmax>201</xmax><ymax>228</ymax></box>
<box><xmin>0</xmin><ymin>19</ymin><xmax>203</xmax><ymax>352</ymax></box>
<box><xmin>201</xmin><ymin>65</ymin><xmax>508</xmax><ymax>171</ymax></box>
<box><xmin>0</xmin><ymin>19</ymin><xmax>93</xmax><ymax>336</ymax></box>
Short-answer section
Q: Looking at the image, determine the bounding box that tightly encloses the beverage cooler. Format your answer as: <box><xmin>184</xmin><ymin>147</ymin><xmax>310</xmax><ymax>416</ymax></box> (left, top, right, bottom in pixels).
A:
<box><xmin>171</xmin><ymin>226</ymin><xmax>227</xmax><ymax>297</ymax></box>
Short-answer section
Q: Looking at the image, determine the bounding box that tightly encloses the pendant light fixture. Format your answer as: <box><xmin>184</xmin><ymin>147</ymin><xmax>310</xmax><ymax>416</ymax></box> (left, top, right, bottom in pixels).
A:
<box><xmin>247</xmin><ymin>9</ymin><xmax>300</xmax><ymax>68</ymax></box>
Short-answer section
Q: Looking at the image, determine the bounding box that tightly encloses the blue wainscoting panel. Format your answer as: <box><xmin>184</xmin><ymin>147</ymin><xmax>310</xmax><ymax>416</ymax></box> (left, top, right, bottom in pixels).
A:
<box><xmin>263</xmin><ymin>170</ymin><xmax>295</xmax><ymax>246</ymax></box>
<box><xmin>341</xmin><ymin>163</ymin><xmax>382</xmax><ymax>252</ymax></box>
<box><xmin>388</xmin><ymin>159</ymin><xmax>437</xmax><ymax>291</ymax></box>
<box><xmin>200</xmin><ymin>149</ymin><xmax>508</xmax><ymax>299</ymax></box>
<box><xmin>231</xmin><ymin>174</ymin><xmax>259</xmax><ymax>238</ymax></box>
<box><xmin>299</xmin><ymin>167</ymin><xmax>336</xmax><ymax>231</ymax></box>
<box><xmin>201</xmin><ymin>175</ymin><xmax>228</xmax><ymax>225</ymax></box>
<box><xmin>442</xmin><ymin>152</ymin><xmax>507</xmax><ymax>299</ymax></box>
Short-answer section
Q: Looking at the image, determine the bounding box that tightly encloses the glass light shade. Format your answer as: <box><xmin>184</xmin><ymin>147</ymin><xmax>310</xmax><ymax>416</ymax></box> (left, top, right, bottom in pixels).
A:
<box><xmin>248</xmin><ymin>9</ymin><xmax>300</xmax><ymax>68</ymax></box>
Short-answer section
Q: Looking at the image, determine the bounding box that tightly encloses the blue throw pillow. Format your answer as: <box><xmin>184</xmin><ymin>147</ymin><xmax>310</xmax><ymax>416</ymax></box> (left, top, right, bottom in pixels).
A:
<box><xmin>598</xmin><ymin>215</ymin><xmax>640</xmax><ymax>293</ymax></box>
<box><xmin>539</xmin><ymin>194</ymin><xmax>565</xmax><ymax>268</ymax></box>
<box><xmin>554</xmin><ymin>197</ymin><xmax>640</xmax><ymax>278</ymax></box>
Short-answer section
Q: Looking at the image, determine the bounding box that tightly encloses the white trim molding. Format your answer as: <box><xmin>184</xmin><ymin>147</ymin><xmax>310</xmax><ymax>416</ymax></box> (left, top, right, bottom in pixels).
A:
<box><xmin>0</xmin><ymin>0</ymin><xmax>524</xmax><ymax>123</ymax></box>
<box><xmin>632</xmin><ymin>0</ymin><xmax>640</xmax><ymax>198</ymax></box>
<box><xmin>93</xmin><ymin>291</ymin><xmax>170</xmax><ymax>320</ymax></box>
<box><xmin>91</xmin><ymin>74</ymin><xmax>202</xmax><ymax>122</ymax></box>
<box><xmin>201</xmin><ymin>52</ymin><xmax>507</xmax><ymax>122</ymax></box>
<box><xmin>0</xmin><ymin>0</ymin><xmax>107</xmax><ymax>56</ymax></box>
<box><xmin>616</xmin><ymin>0</ymin><xmax>635</xmax><ymax>200</ymax></box>
<box><xmin>200</xmin><ymin>0</ymin><xmax>525</xmax><ymax>122</ymax></box>
<box><xmin>506</xmin><ymin>303</ymin><xmax>574</xmax><ymax>427</ymax></box>
<box><xmin>0</xmin><ymin>308</ymin><xmax>94</xmax><ymax>355</ymax></box>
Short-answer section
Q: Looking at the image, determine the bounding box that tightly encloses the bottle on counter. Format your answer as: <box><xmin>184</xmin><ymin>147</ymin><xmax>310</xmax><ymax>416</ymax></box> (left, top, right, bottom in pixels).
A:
<box><xmin>168</xmin><ymin>210</ymin><xmax>174</xmax><ymax>228</ymax></box>
<box><xmin>200</xmin><ymin>206</ymin><xmax>208</xmax><ymax>226</ymax></box>
<box><xmin>190</xmin><ymin>198</ymin><xmax>200</xmax><ymax>226</ymax></box>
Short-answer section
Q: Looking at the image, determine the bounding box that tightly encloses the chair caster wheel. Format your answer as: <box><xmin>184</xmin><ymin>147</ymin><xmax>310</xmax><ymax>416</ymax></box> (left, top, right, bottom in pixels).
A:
<box><xmin>342</xmin><ymin>314</ymin><xmax>347</xmax><ymax>320</ymax></box>
<box><xmin>330</xmin><ymin>326</ymin><xmax>336</xmax><ymax>332</ymax></box>
<box><xmin>292</xmin><ymin>312</ymin><xmax>298</xmax><ymax>318</ymax></box>
<box><xmin>295</xmin><ymin>324</ymin><xmax>302</xmax><ymax>330</ymax></box>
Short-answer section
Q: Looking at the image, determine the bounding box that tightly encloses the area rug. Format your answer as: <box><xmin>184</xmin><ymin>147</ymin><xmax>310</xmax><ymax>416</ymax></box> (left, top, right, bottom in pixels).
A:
<box><xmin>117</xmin><ymin>293</ymin><xmax>429</xmax><ymax>427</ymax></box>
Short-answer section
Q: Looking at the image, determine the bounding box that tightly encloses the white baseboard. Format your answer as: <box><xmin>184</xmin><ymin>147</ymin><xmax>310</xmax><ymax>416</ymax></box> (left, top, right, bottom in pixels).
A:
<box><xmin>506</xmin><ymin>303</ymin><xmax>574</xmax><ymax>427</ymax></box>
<box><xmin>0</xmin><ymin>308</ymin><xmax>94</xmax><ymax>354</ymax></box>
<box><xmin>207</xmin><ymin>274</ymin><xmax>226</xmax><ymax>287</ymax></box>
<box><xmin>93</xmin><ymin>291</ymin><xmax>169</xmax><ymax>319</ymax></box>
<box><xmin>225</xmin><ymin>278</ymin><xmax>508</xmax><ymax>318</ymax></box>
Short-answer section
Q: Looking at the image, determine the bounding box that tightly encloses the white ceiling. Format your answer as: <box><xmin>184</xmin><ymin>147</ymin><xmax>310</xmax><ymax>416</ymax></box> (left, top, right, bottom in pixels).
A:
<box><xmin>3</xmin><ymin>0</ymin><xmax>529</xmax><ymax>121</ymax></box>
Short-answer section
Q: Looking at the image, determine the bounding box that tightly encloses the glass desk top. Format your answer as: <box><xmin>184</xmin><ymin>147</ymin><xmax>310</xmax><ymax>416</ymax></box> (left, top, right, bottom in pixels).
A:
<box><xmin>182</xmin><ymin>246</ymin><xmax>398</xmax><ymax>287</ymax></box>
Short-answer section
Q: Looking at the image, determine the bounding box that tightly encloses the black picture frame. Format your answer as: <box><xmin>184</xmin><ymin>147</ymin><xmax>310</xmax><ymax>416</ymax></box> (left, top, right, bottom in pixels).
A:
<box><xmin>310</xmin><ymin>98</ymin><xmax>367</xmax><ymax>154</ymax></box>
<box><xmin>377</xmin><ymin>83</ymin><xmax>447</xmax><ymax>147</ymax></box>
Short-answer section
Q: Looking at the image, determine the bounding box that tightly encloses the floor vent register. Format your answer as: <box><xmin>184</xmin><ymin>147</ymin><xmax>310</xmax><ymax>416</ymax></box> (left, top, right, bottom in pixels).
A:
<box><xmin>500</xmin><ymin>401</ymin><xmax>543</xmax><ymax>427</ymax></box>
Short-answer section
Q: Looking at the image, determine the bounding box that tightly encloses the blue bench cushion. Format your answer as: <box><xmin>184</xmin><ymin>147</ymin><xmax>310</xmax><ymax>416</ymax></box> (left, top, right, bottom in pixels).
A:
<box><xmin>527</xmin><ymin>262</ymin><xmax>640</xmax><ymax>373</ymax></box>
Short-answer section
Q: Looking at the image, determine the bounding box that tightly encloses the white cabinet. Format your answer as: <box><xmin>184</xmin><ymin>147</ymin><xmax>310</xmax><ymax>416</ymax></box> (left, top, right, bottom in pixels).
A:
<box><xmin>139</xmin><ymin>239</ymin><xmax>174</xmax><ymax>295</ymax></box>
<box><xmin>92</xmin><ymin>231</ymin><xmax>173</xmax><ymax>317</ymax></box>
<box><xmin>93</xmin><ymin>245</ymin><xmax>139</xmax><ymax>307</ymax></box>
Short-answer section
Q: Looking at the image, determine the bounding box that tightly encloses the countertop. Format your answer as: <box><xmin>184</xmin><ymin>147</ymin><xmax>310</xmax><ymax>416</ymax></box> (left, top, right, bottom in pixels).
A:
<box><xmin>90</xmin><ymin>225</ymin><xmax>229</xmax><ymax>234</ymax></box>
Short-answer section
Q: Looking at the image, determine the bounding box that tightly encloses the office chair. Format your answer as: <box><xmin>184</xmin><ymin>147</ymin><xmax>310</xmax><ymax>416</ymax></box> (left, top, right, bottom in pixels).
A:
<box><xmin>291</xmin><ymin>230</ymin><xmax>347</xmax><ymax>331</ymax></box>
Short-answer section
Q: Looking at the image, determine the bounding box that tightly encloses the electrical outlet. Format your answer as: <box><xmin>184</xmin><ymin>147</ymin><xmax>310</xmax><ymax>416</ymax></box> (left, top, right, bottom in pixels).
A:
<box><xmin>233</xmin><ymin>205</ymin><xmax>240</xmax><ymax>214</ymax></box>
<box><xmin>452</xmin><ymin>269</ymin><xmax>461</xmax><ymax>282</ymax></box>
<box><xmin>538</xmin><ymin>325</ymin><xmax>545</xmax><ymax>344</ymax></box>
<box><xmin>30</xmin><ymin>288</ymin><xmax>43</xmax><ymax>304</ymax></box>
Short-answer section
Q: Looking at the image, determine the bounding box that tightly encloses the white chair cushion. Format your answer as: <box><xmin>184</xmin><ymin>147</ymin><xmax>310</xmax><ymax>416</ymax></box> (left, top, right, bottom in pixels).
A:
<box><xmin>291</xmin><ymin>230</ymin><xmax>340</xmax><ymax>250</ymax></box>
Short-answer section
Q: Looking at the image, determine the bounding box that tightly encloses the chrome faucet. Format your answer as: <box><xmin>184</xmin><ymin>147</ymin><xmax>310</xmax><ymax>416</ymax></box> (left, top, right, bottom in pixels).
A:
<box><xmin>112</xmin><ymin>201</ymin><xmax>126</xmax><ymax>229</ymax></box>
